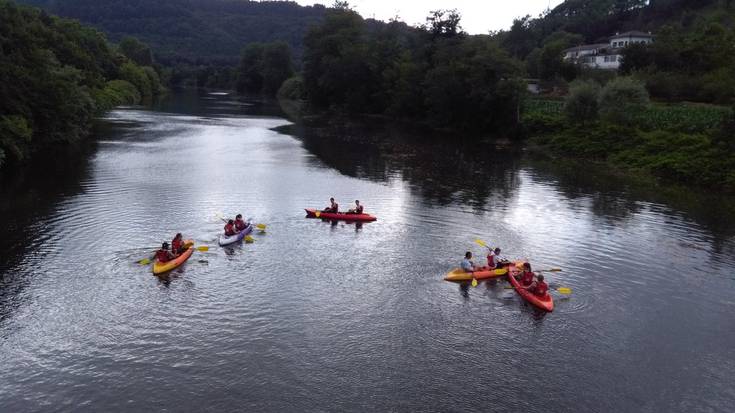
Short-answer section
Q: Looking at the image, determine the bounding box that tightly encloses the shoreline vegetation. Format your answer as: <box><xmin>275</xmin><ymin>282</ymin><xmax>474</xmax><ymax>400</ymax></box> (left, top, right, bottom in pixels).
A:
<box><xmin>4</xmin><ymin>0</ymin><xmax>735</xmax><ymax>193</ymax></box>
<box><xmin>0</xmin><ymin>0</ymin><xmax>163</xmax><ymax>169</ymax></box>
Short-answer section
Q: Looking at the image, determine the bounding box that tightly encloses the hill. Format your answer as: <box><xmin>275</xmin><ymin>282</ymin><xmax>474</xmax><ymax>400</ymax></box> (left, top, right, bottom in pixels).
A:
<box><xmin>16</xmin><ymin>0</ymin><xmax>326</xmax><ymax>64</ymax></box>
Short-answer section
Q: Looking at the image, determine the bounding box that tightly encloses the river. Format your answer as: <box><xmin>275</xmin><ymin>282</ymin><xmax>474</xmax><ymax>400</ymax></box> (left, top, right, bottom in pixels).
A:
<box><xmin>1</xmin><ymin>91</ymin><xmax>734</xmax><ymax>412</ymax></box>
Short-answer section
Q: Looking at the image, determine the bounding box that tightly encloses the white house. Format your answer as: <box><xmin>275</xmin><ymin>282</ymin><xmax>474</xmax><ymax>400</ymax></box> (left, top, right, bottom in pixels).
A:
<box><xmin>563</xmin><ymin>31</ymin><xmax>654</xmax><ymax>70</ymax></box>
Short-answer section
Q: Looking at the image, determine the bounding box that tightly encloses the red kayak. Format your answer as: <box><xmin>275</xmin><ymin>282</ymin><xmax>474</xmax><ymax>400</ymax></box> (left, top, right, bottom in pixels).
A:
<box><xmin>507</xmin><ymin>264</ymin><xmax>554</xmax><ymax>312</ymax></box>
<box><xmin>305</xmin><ymin>208</ymin><xmax>377</xmax><ymax>222</ymax></box>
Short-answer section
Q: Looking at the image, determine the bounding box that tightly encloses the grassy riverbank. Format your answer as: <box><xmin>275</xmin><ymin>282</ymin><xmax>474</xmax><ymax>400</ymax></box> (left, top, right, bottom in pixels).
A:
<box><xmin>523</xmin><ymin>96</ymin><xmax>735</xmax><ymax>192</ymax></box>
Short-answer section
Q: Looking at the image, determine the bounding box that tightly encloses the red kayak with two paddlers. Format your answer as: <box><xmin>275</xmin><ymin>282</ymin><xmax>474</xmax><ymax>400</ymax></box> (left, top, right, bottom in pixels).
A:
<box><xmin>305</xmin><ymin>208</ymin><xmax>377</xmax><ymax>222</ymax></box>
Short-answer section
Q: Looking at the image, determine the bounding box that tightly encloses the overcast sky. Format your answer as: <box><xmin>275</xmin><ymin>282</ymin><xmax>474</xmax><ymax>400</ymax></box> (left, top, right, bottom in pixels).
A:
<box><xmin>297</xmin><ymin>1</ymin><xmax>565</xmax><ymax>34</ymax></box>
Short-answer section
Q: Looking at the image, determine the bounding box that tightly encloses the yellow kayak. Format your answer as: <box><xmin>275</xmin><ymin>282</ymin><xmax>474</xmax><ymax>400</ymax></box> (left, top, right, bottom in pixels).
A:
<box><xmin>444</xmin><ymin>267</ymin><xmax>508</xmax><ymax>282</ymax></box>
<box><xmin>153</xmin><ymin>240</ymin><xmax>195</xmax><ymax>275</ymax></box>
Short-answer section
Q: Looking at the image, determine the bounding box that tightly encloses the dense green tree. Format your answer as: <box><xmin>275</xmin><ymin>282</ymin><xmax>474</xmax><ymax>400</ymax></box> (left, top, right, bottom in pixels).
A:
<box><xmin>302</xmin><ymin>7</ymin><xmax>525</xmax><ymax>131</ymax></box>
<box><xmin>236</xmin><ymin>43</ymin><xmax>265</xmax><ymax>94</ymax></box>
<box><xmin>0</xmin><ymin>0</ymin><xmax>159</xmax><ymax>169</ymax></box>
<box><xmin>565</xmin><ymin>80</ymin><xmax>601</xmax><ymax>123</ymax></box>
<box><xmin>119</xmin><ymin>36</ymin><xmax>154</xmax><ymax>66</ymax></box>
<box><xmin>599</xmin><ymin>77</ymin><xmax>650</xmax><ymax>125</ymax></box>
<box><xmin>235</xmin><ymin>42</ymin><xmax>294</xmax><ymax>95</ymax></box>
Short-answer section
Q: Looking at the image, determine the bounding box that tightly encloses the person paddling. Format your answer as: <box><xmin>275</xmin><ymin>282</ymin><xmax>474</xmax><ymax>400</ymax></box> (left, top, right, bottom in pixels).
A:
<box><xmin>461</xmin><ymin>251</ymin><xmax>478</xmax><ymax>273</ymax></box>
<box><xmin>518</xmin><ymin>262</ymin><xmax>535</xmax><ymax>287</ymax></box>
<box><xmin>171</xmin><ymin>233</ymin><xmax>185</xmax><ymax>256</ymax></box>
<box><xmin>155</xmin><ymin>242</ymin><xmax>175</xmax><ymax>263</ymax></box>
<box><xmin>524</xmin><ymin>274</ymin><xmax>549</xmax><ymax>297</ymax></box>
<box><xmin>224</xmin><ymin>219</ymin><xmax>237</xmax><ymax>236</ymax></box>
<box><xmin>487</xmin><ymin>247</ymin><xmax>507</xmax><ymax>269</ymax></box>
<box><xmin>235</xmin><ymin>214</ymin><xmax>248</xmax><ymax>232</ymax></box>
<box><xmin>347</xmin><ymin>200</ymin><xmax>363</xmax><ymax>215</ymax></box>
<box><xmin>323</xmin><ymin>197</ymin><xmax>339</xmax><ymax>213</ymax></box>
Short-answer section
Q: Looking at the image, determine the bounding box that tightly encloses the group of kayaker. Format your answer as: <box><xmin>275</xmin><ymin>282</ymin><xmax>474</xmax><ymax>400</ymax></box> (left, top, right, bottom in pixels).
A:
<box><xmin>461</xmin><ymin>250</ymin><xmax>548</xmax><ymax>297</ymax></box>
<box><xmin>155</xmin><ymin>233</ymin><xmax>186</xmax><ymax>264</ymax></box>
<box><xmin>323</xmin><ymin>198</ymin><xmax>364</xmax><ymax>215</ymax></box>
<box><xmin>224</xmin><ymin>214</ymin><xmax>249</xmax><ymax>237</ymax></box>
<box><xmin>461</xmin><ymin>248</ymin><xmax>507</xmax><ymax>272</ymax></box>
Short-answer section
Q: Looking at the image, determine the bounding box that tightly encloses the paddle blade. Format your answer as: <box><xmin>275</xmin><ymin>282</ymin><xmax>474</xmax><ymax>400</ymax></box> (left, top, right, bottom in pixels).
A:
<box><xmin>557</xmin><ymin>287</ymin><xmax>572</xmax><ymax>295</ymax></box>
<box><xmin>474</xmin><ymin>239</ymin><xmax>488</xmax><ymax>248</ymax></box>
<box><xmin>197</xmin><ymin>246</ymin><xmax>209</xmax><ymax>252</ymax></box>
<box><xmin>138</xmin><ymin>258</ymin><xmax>151</xmax><ymax>265</ymax></box>
<box><xmin>256</xmin><ymin>224</ymin><xmax>267</xmax><ymax>230</ymax></box>
<box><xmin>245</xmin><ymin>236</ymin><xmax>255</xmax><ymax>244</ymax></box>
<box><xmin>315</xmin><ymin>211</ymin><xmax>321</xmax><ymax>218</ymax></box>
<box><xmin>471</xmin><ymin>278</ymin><xmax>478</xmax><ymax>287</ymax></box>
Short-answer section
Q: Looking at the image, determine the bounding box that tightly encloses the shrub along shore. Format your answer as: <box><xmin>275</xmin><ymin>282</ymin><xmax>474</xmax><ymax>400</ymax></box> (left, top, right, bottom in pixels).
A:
<box><xmin>522</xmin><ymin>78</ymin><xmax>735</xmax><ymax>192</ymax></box>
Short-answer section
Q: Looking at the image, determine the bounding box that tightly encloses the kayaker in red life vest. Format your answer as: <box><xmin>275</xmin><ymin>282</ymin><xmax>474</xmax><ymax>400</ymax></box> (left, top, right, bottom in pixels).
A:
<box><xmin>524</xmin><ymin>274</ymin><xmax>549</xmax><ymax>297</ymax></box>
<box><xmin>155</xmin><ymin>242</ymin><xmax>175</xmax><ymax>263</ymax></box>
<box><xmin>519</xmin><ymin>262</ymin><xmax>536</xmax><ymax>287</ymax></box>
<box><xmin>171</xmin><ymin>233</ymin><xmax>185</xmax><ymax>256</ymax></box>
<box><xmin>224</xmin><ymin>220</ymin><xmax>237</xmax><ymax>236</ymax></box>
<box><xmin>347</xmin><ymin>200</ymin><xmax>363</xmax><ymax>215</ymax></box>
<box><xmin>487</xmin><ymin>248</ymin><xmax>507</xmax><ymax>269</ymax></box>
<box><xmin>235</xmin><ymin>214</ymin><xmax>248</xmax><ymax>231</ymax></box>
<box><xmin>323</xmin><ymin>198</ymin><xmax>339</xmax><ymax>213</ymax></box>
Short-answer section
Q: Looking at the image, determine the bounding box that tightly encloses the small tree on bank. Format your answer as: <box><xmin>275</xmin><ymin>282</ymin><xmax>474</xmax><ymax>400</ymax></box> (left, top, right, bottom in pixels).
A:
<box><xmin>564</xmin><ymin>80</ymin><xmax>601</xmax><ymax>124</ymax></box>
<box><xmin>598</xmin><ymin>77</ymin><xmax>650</xmax><ymax>125</ymax></box>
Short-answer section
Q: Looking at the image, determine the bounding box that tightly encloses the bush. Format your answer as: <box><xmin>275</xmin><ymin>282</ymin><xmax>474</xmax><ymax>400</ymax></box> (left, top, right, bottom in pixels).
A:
<box><xmin>92</xmin><ymin>80</ymin><xmax>142</xmax><ymax>112</ymax></box>
<box><xmin>599</xmin><ymin>77</ymin><xmax>650</xmax><ymax>125</ymax></box>
<box><xmin>120</xmin><ymin>62</ymin><xmax>152</xmax><ymax>102</ymax></box>
<box><xmin>277</xmin><ymin>76</ymin><xmax>304</xmax><ymax>100</ymax></box>
<box><xmin>564</xmin><ymin>80</ymin><xmax>600</xmax><ymax>123</ymax></box>
<box><xmin>0</xmin><ymin>115</ymin><xmax>33</xmax><ymax>166</ymax></box>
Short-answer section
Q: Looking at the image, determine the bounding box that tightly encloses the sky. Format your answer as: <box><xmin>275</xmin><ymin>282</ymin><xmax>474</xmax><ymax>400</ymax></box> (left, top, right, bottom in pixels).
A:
<box><xmin>297</xmin><ymin>1</ymin><xmax>565</xmax><ymax>34</ymax></box>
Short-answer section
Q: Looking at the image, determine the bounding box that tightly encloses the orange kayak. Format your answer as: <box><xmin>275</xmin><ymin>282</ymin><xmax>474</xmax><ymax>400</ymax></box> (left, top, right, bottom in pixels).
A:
<box><xmin>444</xmin><ymin>267</ymin><xmax>508</xmax><ymax>282</ymax></box>
<box><xmin>153</xmin><ymin>240</ymin><xmax>195</xmax><ymax>275</ymax></box>
<box><xmin>507</xmin><ymin>264</ymin><xmax>554</xmax><ymax>312</ymax></box>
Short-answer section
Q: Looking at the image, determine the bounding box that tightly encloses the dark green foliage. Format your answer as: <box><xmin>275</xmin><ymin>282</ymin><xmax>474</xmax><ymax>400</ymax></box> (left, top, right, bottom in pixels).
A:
<box><xmin>277</xmin><ymin>76</ymin><xmax>304</xmax><ymax>100</ymax></box>
<box><xmin>599</xmin><ymin>77</ymin><xmax>650</xmax><ymax>125</ymax></box>
<box><xmin>119</xmin><ymin>36</ymin><xmax>154</xmax><ymax>66</ymax></box>
<box><xmin>235</xmin><ymin>42</ymin><xmax>294</xmax><ymax>95</ymax></box>
<box><xmin>302</xmin><ymin>9</ymin><xmax>525</xmax><ymax>132</ymax></box>
<box><xmin>565</xmin><ymin>80</ymin><xmax>601</xmax><ymax>122</ymax></box>
<box><xmin>0</xmin><ymin>0</ymin><xmax>158</xmax><ymax>169</ymax></box>
<box><xmin>17</xmin><ymin>0</ymin><xmax>327</xmax><ymax>64</ymax></box>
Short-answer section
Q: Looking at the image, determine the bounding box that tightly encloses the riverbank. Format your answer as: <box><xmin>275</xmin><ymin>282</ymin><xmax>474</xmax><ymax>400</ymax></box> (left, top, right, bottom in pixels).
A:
<box><xmin>522</xmin><ymin>98</ymin><xmax>735</xmax><ymax>193</ymax></box>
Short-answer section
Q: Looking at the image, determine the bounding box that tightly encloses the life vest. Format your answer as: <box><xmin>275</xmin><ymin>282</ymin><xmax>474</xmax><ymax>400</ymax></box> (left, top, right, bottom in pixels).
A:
<box><xmin>520</xmin><ymin>271</ymin><xmax>535</xmax><ymax>287</ymax></box>
<box><xmin>532</xmin><ymin>281</ymin><xmax>549</xmax><ymax>296</ymax></box>
<box><xmin>224</xmin><ymin>223</ymin><xmax>236</xmax><ymax>236</ymax></box>
<box><xmin>156</xmin><ymin>249</ymin><xmax>171</xmax><ymax>263</ymax></box>
<box><xmin>235</xmin><ymin>219</ymin><xmax>247</xmax><ymax>231</ymax></box>
<box><xmin>172</xmin><ymin>238</ymin><xmax>183</xmax><ymax>253</ymax></box>
<box><xmin>487</xmin><ymin>253</ymin><xmax>500</xmax><ymax>268</ymax></box>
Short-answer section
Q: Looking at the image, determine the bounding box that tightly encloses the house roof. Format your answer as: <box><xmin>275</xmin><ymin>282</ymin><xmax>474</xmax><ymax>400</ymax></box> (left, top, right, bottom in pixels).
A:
<box><xmin>611</xmin><ymin>31</ymin><xmax>654</xmax><ymax>39</ymax></box>
<box><xmin>563</xmin><ymin>43</ymin><xmax>609</xmax><ymax>53</ymax></box>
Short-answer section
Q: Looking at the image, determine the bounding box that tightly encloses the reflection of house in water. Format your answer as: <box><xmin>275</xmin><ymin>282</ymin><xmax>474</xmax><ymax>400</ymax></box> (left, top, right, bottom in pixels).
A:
<box><xmin>563</xmin><ymin>31</ymin><xmax>654</xmax><ymax>70</ymax></box>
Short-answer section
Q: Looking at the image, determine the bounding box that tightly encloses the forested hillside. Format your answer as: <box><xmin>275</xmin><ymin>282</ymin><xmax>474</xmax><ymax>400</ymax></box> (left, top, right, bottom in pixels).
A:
<box><xmin>17</xmin><ymin>0</ymin><xmax>326</xmax><ymax>64</ymax></box>
<box><xmin>0</xmin><ymin>0</ymin><xmax>162</xmax><ymax>169</ymax></box>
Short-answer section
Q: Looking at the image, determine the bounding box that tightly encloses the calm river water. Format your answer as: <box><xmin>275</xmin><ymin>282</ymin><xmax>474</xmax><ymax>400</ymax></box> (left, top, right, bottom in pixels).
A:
<box><xmin>1</xmin><ymin>91</ymin><xmax>734</xmax><ymax>412</ymax></box>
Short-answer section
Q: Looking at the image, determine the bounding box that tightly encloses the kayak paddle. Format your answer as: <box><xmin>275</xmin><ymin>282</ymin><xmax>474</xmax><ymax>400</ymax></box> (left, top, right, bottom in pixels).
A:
<box><xmin>472</xmin><ymin>278</ymin><xmax>478</xmax><ymax>287</ymax></box>
<box><xmin>245</xmin><ymin>235</ymin><xmax>255</xmax><ymax>243</ymax></box>
<box><xmin>137</xmin><ymin>245</ymin><xmax>208</xmax><ymax>265</ymax></box>
<box><xmin>474</xmin><ymin>239</ymin><xmax>491</xmax><ymax>250</ymax></box>
<box><xmin>536</xmin><ymin>268</ymin><xmax>562</xmax><ymax>273</ymax></box>
<box><xmin>315</xmin><ymin>211</ymin><xmax>321</xmax><ymax>218</ymax></box>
